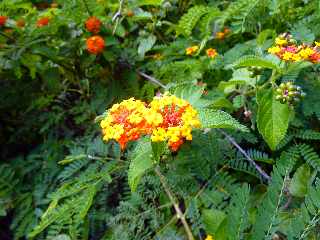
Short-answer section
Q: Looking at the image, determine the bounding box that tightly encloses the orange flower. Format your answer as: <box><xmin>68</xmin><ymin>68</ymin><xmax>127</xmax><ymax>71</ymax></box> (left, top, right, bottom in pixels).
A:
<box><xmin>309</xmin><ymin>51</ymin><xmax>320</xmax><ymax>63</ymax></box>
<box><xmin>85</xmin><ymin>16</ymin><xmax>102</xmax><ymax>34</ymax></box>
<box><xmin>206</xmin><ymin>48</ymin><xmax>218</xmax><ymax>59</ymax></box>
<box><xmin>86</xmin><ymin>35</ymin><xmax>105</xmax><ymax>54</ymax></box>
<box><xmin>186</xmin><ymin>45</ymin><xmax>199</xmax><ymax>55</ymax></box>
<box><xmin>16</xmin><ymin>19</ymin><xmax>25</xmax><ymax>28</ymax></box>
<box><xmin>215</xmin><ymin>28</ymin><xmax>230</xmax><ymax>40</ymax></box>
<box><xmin>0</xmin><ymin>16</ymin><xmax>7</xmax><ymax>26</ymax></box>
<box><xmin>36</xmin><ymin>17</ymin><xmax>50</xmax><ymax>27</ymax></box>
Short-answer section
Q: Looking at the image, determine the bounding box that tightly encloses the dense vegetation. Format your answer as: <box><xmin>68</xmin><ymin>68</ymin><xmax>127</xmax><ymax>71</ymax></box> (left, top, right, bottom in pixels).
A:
<box><xmin>1</xmin><ymin>0</ymin><xmax>320</xmax><ymax>239</ymax></box>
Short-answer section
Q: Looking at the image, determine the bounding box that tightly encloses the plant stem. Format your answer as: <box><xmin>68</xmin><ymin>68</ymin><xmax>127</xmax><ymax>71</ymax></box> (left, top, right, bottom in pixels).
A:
<box><xmin>138</xmin><ymin>71</ymin><xmax>167</xmax><ymax>89</ymax></box>
<box><xmin>154</xmin><ymin>166</ymin><xmax>195</xmax><ymax>240</ymax></box>
<box><xmin>218</xmin><ymin>129</ymin><xmax>271</xmax><ymax>182</ymax></box>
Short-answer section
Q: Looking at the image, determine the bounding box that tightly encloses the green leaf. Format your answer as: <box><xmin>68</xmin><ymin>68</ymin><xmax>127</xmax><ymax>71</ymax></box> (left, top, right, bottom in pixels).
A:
<box><xmin>289</xmin><ymin>164</ymin><xmax>310</xmax><ymax>198</ymax></box>
<box><xmin>172</xmin><ymin>83</ymin><xmax>204</xmax><ymax>106</ymax></box>
<box><xmin>151</xmin><ymin>141</ymin><xmax>166</xmax><ymax>163</ymax></box>
<box><xmin>291</xmin><ymin>23</ymin><xmax>315</xmax><ymax>44</ymax></box>
<box><xmin>256</xmin><ymin>29</ymin><xmax>276</xmax><ymax>46</ymax></box>
<box><xmin>128</xmin><ymin>138</ymin><xmax>154</xmax><ymax>192</ymax></box>
<box><xmin>138</xmin><ymin>34</ymin><xmax>156</xmax><ymax>58</ymax></box>
<box><xmin>199</xmin><ymin>109</ymin><xmax>248</xmax><ymax>132</ymax></box>
<box><xmin>230</xmin><ymin>55</ymin><xmax>281</xmax><ymax>72</ymax></box>
<box><xmin>257</xmin><ymin>89</ymin><xmax>291</xmax><ymax>150</ymax></box>
<box><xmin>202</xmin><ymin>209</ymin><xmax>226</xmax><ymax>235</ymax></box>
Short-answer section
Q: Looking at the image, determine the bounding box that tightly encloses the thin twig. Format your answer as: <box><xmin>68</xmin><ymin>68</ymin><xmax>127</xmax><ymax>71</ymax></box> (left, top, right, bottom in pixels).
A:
<box><xmin>218</xmin><ymin>129</ymin><xmax>271</xmax><ymax>182</ymax></box>
<box><xmin>112</xmin><ymin>0</ymin><xmax>125</xmax><ymax>34</ymax></box>
<box><xmin>138</xmin><ymin>71</ymin><xmax>167</xmax><ymax>89</ymax></box>
<box><xmin>154</xmin><ymin>166</ymin><xmax>194</xmax><ymax>240</ymax></box>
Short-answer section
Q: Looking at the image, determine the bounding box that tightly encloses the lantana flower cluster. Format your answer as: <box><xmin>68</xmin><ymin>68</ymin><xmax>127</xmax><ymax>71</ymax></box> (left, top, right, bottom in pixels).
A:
<box><xmin>100</xmin><ymin>94</ymin><xmax>201</xmax><ymax>152</ymax></box>
<box><xmin>268</xmin><ymin>35</ymin><xmax>320</xmax><ymax>63</ymax></box>
<box><xmin>85</xmin><ymin>16</ymin><xmax>105</xmax><ymax>54</ymax></box>
<box><xmin>186</xmin><ymin>45</ymin><xmax>218</xmax><ymax>59</ymax></box>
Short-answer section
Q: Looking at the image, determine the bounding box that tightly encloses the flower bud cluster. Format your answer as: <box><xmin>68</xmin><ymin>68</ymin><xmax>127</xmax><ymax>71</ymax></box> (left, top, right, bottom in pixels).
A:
<box><xmin>275</xmin><ymin>82</ymin><xmax>306</xmax><ymax>105</ymax></box>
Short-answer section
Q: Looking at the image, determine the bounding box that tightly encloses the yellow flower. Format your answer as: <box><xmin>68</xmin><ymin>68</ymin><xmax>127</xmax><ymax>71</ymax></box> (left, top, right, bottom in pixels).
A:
<box><xmin>206</xmin><ymin>48</ymin><xmax>218</xmax><ymax>59</ymax></box>
<box><xmin>291</xmin><ymin>53</ymin><xmax>301</xmax><ymax>62</ymax></box>
<box><xmin>205</xmin><ymin>235</ymin><xmax>214</xmax><ymax>240</ymax></box>
<box><xmin>275</xmin><ymin>37</ymin><xmax>288</xmax><ymax>46</ymax></box>
<box><xmin>151</xmin><ymin>128</ymin><xmax>167</xmax><ymax>142</ymax></box>
<box><xmin>268</xmin><ymin>46</ymin><xmax>281</xmax><ymax>54</ymax></box>
<box><xmin>215</xmin><ymin>31</ymin><xmax>225</xmax><ymax>39</ymax></box>
<box><xmin>282</xmin><ymin>51</ymin><xmax>293</xmax><ymax>61</ymax></box>
<box><xmin>145</xmin><ymin>110</ymin><xmax>163</xmax><ymax>126</ymax></box>
<box><xmin>299</xmin><ymin>47</ymin><xmax>314</xmax><ymax>59</ymax></box>
<box><xmin>315</xmin><ymin>41</ymin><xmax>320</xmax><ymax>47</ymax></box>
<box><xmin>186</xmin><ymin>45</ymin><xmax>199</xmax><ymax>55</ymax></box>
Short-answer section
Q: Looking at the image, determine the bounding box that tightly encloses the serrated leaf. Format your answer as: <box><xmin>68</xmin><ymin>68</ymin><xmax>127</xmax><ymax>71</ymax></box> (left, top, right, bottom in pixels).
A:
<box><xmin>198</xmin><ymin>109</ymin><xmax>248</xmax><ymax>132</ymax></box>
<box><xmin>128</xmin><ymin>138</ymin><xmax>154</xmax><ymax>192</ymax></box>
<box><xmin>230</xmin><ymin>55</ymin><xmax>281</xmax><ymax>72</ymax></box>
<box><xmin>257</xmin><ymin>89</ymin><xmax>291</xmax><ymax>150</ymax></box>
<box><xmin>289</xmin><ymin>164</ymin><xmax>310</xmax><ymax>198</ymax></box>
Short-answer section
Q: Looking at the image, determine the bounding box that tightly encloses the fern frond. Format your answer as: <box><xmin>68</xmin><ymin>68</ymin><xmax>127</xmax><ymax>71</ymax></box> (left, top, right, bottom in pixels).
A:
<box><xmin>176</xmin><ymin>5</ymin><xmax>209</xmax><ymax>36</ymax></box>
<box><xmin>250</xmin><ymin>160</ymin><xmax>292</xmax><ymax>240</ymax></box>
<box><xmin>294</xmin><ymin>130</ymin><xmax>320</xmax><ymax>141</ymax></box>
<box><xmin>226</xmin><ymin>184</ymin><xmax>250</xmax><ymax>240</ymax></box>
<box><xmin>298</xmin><ymin>144</ymin><xmax>320</xmax><ymax>171</ymax></box>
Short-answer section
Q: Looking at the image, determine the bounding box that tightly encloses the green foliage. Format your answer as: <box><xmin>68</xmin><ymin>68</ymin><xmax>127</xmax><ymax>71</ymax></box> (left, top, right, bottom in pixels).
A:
<box><xmin>128</xmin><ymin>137</ymin><xmax>154</xmax><ymax>192</ymax></box>
<box><xmin>257</xmin><ymin>89</ymin><xmax>292</xmax><ymax>150</ymax></box>
<box><xmin>198</xmin><ymin>109</ymin><xmax>248</xmax><ymax>132</ymax></box>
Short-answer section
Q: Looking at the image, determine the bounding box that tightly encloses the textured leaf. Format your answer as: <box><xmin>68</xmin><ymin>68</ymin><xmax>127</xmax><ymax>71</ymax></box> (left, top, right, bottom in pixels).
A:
<box><xmin>289</xmin><ymin>164</ymin><xmax>310</xmax><ymax>198</ymax></box>
<box><xmin>199</xmin><ymin>109</ymin><xmax>248</xmax><ymax>132</ymax></box>
<box><xmin>128</xmin><ymin>138</ymin><xmax>154</xmax><ymax>192</ymax></box>
<box><xmin>230</xmin><ymin>55</ymin><xmax>281</xmax><ymax>72</ymax></box>
<box><xmin>257</xmin><ymin>89</ymin><xmax>291</xmax><ymax>150</ymax></box>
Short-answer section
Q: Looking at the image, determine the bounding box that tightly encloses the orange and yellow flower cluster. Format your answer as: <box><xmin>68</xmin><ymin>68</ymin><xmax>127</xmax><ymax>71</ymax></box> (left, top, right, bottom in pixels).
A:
<box><xmin>215</xmin><ymin>28</ymin><xmax>231</xmax><ymax>40</ymax></box>
<box><xmin>268</xmin><ymin>36</ymin><xmax>320</xmax><ymax>63</ymax></box>
<box><xmin>186</xmin><ymin>45</ymin><xmax>218</xmax><ymax>59</ymax></box>
<box><xmin>100</xmin><ymin>94</ymin><xmax>201</xmax><ymax>152</ymax></box>
<box><xmin>85</xmin><ymin>16</ymin><xmax>101</xmax><ymax>34</ymax></box>
<box><xmin>86</xmin><ymin>36</ymin><xmax>105</xmax><ymax>54</ymax></box>
<box><xmin>85</xmin><ymin>16</ymin><xmax>105</xmax><ymax>55</ymax></box>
